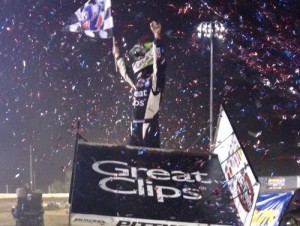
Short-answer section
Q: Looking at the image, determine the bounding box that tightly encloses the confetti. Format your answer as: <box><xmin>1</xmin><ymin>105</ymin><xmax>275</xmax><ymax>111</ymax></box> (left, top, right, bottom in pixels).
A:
<box><xmin>0</xmin><ymin>0</ymin><xmax>298</xmax><ymax>199</ymax></box>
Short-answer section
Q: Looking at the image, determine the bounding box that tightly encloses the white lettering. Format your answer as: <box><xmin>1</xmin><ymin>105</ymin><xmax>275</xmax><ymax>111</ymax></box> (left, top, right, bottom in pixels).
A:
<box><xmin>171</xmin><ymin>171</ymin><xmax>194</xmax><ymax>182</ymax></box>
<box><xmin>146</xmin><ymin>181</ymin><xmax>154</xmax><ymax>197</ymax></box>
<box><xmin>99</xmin><ymin>177</ymin><xmax>136</xmax><ymax>194</ymax></box>
<box><xmin>147</xmin><ymin>169</ymin><xmax>170</xmax><ymax>180</ymax></box>
<box><xmin>156</xmin><ymin>186</ymin><xmax>181</xmax><ymax>203</ymax></box>
<box><xmin>92</xmin><ymin>160</ymin><xmax>210</xmax><ymax>203</ymax></box>
<box><xmin>131</xmin><ymin>167</ymin><xmax>147</xmax><ymax>178</ymax></box>
<box><xmin>182</xmin><ymin>188</ymin><xmax>202</xmax><ymax>200</ymax></box>
<box><xmin>133</xmin><ymin>99</ymin><xmax>145</xmax><ymax>107</ymax></box>
<box><xmin>92</xmin><ymin>160</ymin><xmax>129</xmax><ymax>177</ymax></box>
<box><xmin>134</xmin><ymin>90</ymin><xmax>148</xmax><ymax>97</ymax></box>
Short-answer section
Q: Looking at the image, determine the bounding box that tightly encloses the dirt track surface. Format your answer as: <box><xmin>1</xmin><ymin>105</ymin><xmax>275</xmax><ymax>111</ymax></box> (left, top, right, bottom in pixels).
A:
<box><xmin>0</xmin><ymin>198</ymin><xmax>68</xmax><ymax>226</ymax></box>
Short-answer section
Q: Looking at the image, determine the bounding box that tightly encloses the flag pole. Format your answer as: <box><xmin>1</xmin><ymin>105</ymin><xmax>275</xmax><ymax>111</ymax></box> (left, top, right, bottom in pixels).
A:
<box><xmin>113</xmin><ymin>36</ymin><xmax>118</xmax><ymax>72</ymax></box>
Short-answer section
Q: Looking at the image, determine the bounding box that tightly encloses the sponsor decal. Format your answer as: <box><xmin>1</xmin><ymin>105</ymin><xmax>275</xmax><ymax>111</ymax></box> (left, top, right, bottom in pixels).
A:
<box><xmin>133</xmin><ymin>90</ymin><xmax>148</xmax><ymax>97</ymax></box>
<box><xmin>213</xmin><ymin>107</ymin><xmax>260</xmax><ymax>226</ymax></box>
<box><xmin>251</xmin><ymin>192</ymin><xmax>294</xmax><ymax>226</ymax></box>
<box><xmin>92</xmin><ymin>160</ymin><xmax>211</xmax><ymax>203</ymax></box>
<box><xmin>116</xmin><ymin>220</ymin><xmax>191</xmax><ymax>226</ymax></box>
<box><xmin>71</xmin><ymin>214</ymin><xmax>222</xmax><ymax>226</ymax></box>
<box><xmin>70</xmin><ymin>143</ymin><xmax>237</xmax><ymax>225</ymax></box>
<box><xmin>73</xmin><ymin>217</ymin><xmax>105</xmax><ymax>225</ymax></box>
<box><xmin>267</xmin><ymin>177</ymin><xmax>285</xmax><ymax>189</ymax></box>
<box><xmin>237</xmin><ymin>173</ymin><xmax>254</xmax><ymax>212</ymax></box>
<box><xmin>133</xmin><ymin>89</ymin><xmax>147</xmax><ymax>107</ymax></box>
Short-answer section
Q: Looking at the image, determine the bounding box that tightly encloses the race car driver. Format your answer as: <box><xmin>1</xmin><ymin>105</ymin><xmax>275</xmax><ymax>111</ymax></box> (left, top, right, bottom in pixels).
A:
<box><xmin>112</xmin><ymin>21</ymin><xmax>167</xmax><ymax>148</ymax></box>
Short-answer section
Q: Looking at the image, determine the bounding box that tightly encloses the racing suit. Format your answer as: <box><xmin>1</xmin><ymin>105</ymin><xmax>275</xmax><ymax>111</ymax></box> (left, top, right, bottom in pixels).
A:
<box><xmin>115</xmin><ymin>39</ymin><xmax>166</xmax><ymax>148</ymax></box>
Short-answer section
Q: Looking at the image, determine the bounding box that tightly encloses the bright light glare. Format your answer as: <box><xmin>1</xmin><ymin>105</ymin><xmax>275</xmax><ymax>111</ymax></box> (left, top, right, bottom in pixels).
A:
<box><xmin>197</xmin><ymin>21</ymin><xmax>226</xmax><ymax>40</ymax></box>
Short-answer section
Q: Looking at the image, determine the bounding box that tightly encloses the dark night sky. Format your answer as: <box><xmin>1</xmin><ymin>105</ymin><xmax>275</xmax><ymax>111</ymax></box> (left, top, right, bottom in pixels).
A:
<box><xmin>0</xmin><ymin>0</ymin><xmax>299</xmax><ymax>192</ymax></box>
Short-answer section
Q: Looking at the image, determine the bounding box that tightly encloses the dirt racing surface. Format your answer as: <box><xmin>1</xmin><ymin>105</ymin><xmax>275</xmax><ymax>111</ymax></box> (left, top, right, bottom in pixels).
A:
<box><xmin>0</xmin><ymin>198</ymin><xmax>68</xmax><ymax>226</ymax></box>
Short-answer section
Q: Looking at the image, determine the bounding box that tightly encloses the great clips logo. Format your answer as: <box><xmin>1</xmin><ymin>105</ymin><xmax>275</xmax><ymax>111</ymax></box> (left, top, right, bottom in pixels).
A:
<box><xmin>92</xmin><ymin>160</ymin><xmax>211</xmax><ymax>203</ymax></box>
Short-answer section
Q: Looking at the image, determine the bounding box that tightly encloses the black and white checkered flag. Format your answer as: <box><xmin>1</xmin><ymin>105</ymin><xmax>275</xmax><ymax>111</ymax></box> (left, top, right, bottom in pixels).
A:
<box><xmin>63</xmin><ymin>0</ymin><xmax>113</xmax><ymax>39</ymax></box>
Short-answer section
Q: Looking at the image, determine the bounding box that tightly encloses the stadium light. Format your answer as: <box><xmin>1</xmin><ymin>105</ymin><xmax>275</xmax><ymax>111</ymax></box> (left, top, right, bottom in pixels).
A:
<box><xmin>197</xmin><ymin>21</ymin><xmax>226</xmax><ymax>151</ymax></box>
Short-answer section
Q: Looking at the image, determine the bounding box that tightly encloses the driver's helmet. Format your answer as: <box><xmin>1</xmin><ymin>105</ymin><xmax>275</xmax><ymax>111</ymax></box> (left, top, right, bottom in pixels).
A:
<box><xmin>129</xmin><ymin>42</ymin><xmax>153</xmax><ymax>61</ymax></box>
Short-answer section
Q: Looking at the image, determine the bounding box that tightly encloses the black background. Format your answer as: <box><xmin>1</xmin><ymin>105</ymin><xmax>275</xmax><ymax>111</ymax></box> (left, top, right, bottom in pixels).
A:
<box><xmin>71</xmin><ymin>142</ymin><xmax>239</xmax><ymax>225</ymax></box>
